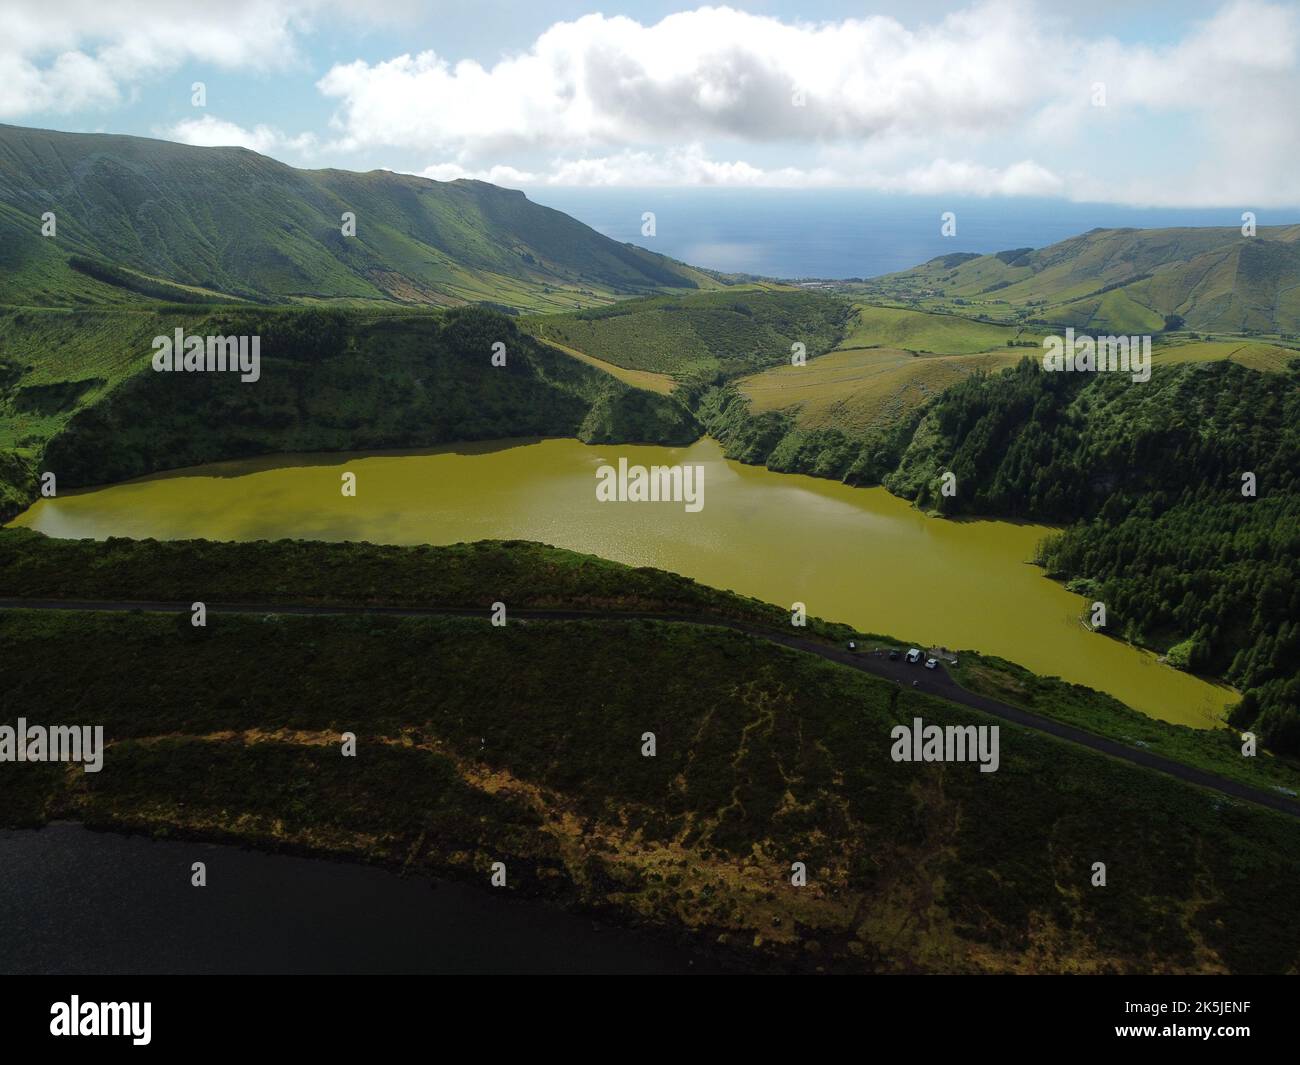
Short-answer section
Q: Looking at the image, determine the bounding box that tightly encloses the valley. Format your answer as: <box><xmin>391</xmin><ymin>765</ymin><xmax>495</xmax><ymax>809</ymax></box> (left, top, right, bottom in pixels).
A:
<box><xmin>1</xmin><ymin>121</ymin><xmax>1298</xmax><ymax>976</ymax></box>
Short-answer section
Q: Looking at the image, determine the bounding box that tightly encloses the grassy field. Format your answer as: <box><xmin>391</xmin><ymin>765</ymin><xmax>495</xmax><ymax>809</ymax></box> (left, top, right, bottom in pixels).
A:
<box><xmin>738</xmin><ymin>347</ymin><xmax>1026</xmax><ymax>431</ymax></box>
<box><xmin>731</xmin><ymin>303</ymin><xmax>1036</xmax><ymax>433</ymax></box>
<box><xmin>521</xmin><ymin>287</ymin><xmax>850</xmax><ymax>379</ymax></box>
<box><xmin>1153</xmin><ymin>337</ymin><xmax>1299</xmax><ymax>373</ymax></box>
<box><xmin>536</xmin><ymin>338</ymin><xmax>677</xmax><ymax>395</ymax></box>
<box><xmin>713</xmin><ymin>294</ymin><xmax>1297</xmax><ymax>476</ymax></box>
<box><xmin>736</xmin><ymin>330</ymin><xmax>1298</xmax><ymax>437</ymax></box>
<box><xmin>835</xmin><ymin>304</ymin><xmax>1038</xmax><ymax>354</ymax></box>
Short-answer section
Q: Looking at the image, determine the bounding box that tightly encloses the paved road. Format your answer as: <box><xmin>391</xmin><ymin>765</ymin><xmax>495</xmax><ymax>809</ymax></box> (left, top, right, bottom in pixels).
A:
<box><xmin>4</xmin><ymin>596</ymin><xmax>1298</xmax><ymax>820</ymax></box>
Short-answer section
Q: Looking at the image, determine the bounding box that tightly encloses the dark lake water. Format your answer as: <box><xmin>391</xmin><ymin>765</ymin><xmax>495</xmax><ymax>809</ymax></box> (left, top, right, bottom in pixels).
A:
<box><xmin>0</xmin><ymin>824</ymin><xmax>715</xmax><ymax>974</ymax></box>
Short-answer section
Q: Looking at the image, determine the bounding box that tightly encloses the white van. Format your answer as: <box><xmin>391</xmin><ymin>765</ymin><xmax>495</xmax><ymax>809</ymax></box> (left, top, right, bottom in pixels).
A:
<box><xmin>905</xmin><ymin>648</ymin><xmax>923</xmax><ymax>664</ymax></box>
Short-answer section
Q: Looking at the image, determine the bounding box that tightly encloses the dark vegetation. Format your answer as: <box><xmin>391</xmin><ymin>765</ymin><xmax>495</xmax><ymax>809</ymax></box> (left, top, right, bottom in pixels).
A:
<box><xmin>884</xmin><ymin>359</ymin><xmax>1300</xmax><ymax>753</ymax></box>
<box><xmin>0</xmin><ymin>528</ymin><xmax>817</xmax><ymax>635</ymax></box>
<box><xmin>67</xmin><ymin>256</ymin><xmax>233</xmax><ymax>305</ymax></box>
<box><xmin>3</xmin><ymin>599</ymin><xmax>1299</xmax><ymax>973</ymax></box>
<box><xmin>0</xmin><ymin>305</ymin><xmax>696</xmax><ymax>503</ymax></box>
<box><xmin>5</xmin><ymin>527</ymin><xmax>1298</xmax><ymax>799</ymax></box>
<box><xmin>0</xmin><ymin>446</ymin><xmax>34</xmax><ymax>518</ymax></box>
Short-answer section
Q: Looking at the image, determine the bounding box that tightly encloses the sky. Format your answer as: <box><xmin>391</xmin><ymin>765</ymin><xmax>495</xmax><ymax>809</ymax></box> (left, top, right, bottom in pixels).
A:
<box><xmin>3</xmin><ymin>0</ymin><xmax>1299</xmax><ymax>207</ymax></box>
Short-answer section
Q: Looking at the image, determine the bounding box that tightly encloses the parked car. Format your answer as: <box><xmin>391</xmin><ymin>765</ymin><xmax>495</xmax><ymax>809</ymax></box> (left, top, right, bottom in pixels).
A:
<box><xmin>847</xmin><ymin>641</ymin><xmax>856</xmax><ymax>651</ymax></box>
<box><xmin>905</xmin><ymin>648</ymin><xmax>923</xmax><ymax>664</ymax></box>
<box><xmin>888</xmin><ymin>649</ymin><xmax>900</xmax><ymax>661</ymax></box>
<box><xmin>925</xmin><ymin>657</ymin><xmax>939</xmax><ymax>670</ymax></box>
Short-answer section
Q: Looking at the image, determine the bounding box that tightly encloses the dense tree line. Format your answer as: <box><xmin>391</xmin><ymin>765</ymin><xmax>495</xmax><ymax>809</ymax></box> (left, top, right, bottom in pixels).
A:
<box><xmin>891</xmin><ymin>358</ymin><xmax>1300</xmax><ymax>753</ymax></box>
<box><xmin>40</xmin><ymin>307</ymin><xmax>695</xmax><ymax>487</ymax></box>
<box><xmin>696</xmin><ymin>383</ymin><xmax>920</xmax><ymax>485</ymax></box>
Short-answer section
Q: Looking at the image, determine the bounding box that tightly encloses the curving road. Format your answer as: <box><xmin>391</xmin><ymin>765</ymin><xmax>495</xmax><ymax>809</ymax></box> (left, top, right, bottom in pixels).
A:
<box><xmin>3</xmin><ymin>596</ymin><xmax>1298</xmax><ymax>820</ymax></box>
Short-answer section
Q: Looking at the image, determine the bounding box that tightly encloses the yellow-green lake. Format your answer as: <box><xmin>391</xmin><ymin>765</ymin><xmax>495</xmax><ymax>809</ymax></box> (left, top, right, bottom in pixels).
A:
<box><xmin>10</xmin><ymin>436</ymin><xmax>1235</xmax><ymax>728</ymax></box>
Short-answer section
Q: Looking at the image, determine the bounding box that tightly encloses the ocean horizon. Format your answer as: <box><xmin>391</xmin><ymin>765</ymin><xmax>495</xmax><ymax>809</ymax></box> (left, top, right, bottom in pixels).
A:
<box><xmin>524</xmin><ymin>188</ymin><xmax>1300</xmax><ymax>281</ymax></box>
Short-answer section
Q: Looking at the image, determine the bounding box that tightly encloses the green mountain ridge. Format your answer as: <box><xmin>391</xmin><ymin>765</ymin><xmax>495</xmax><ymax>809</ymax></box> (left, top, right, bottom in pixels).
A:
<box><xmin>0</xmin><ymin>123</ymin><xmax>716</xmax><ymax>312</ymax></box>
<box><xmin>872</xmin><ymin>225</ymin><xmax>1300</xmax><ymax>335</ymax></box>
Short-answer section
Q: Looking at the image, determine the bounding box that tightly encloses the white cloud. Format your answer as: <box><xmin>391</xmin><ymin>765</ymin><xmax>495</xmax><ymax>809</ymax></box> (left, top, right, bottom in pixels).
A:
<box><xmin>418</xmin><ymin>161</ymin><xmax>541</xmax><ymax>186</ymax></box>
<box><xmin>319</xmin><ymin>3</ymin><xmax>1058</xmax><ymax>153</ymax></box>
<box><xmin>166</xmin><ymin>115</ymin><xmax>317</xmax><ymax>157</ymax></box>
<box><xmin>410</xmin><ymin>144</ymin><xmax>1061</xmax><ymax>196</ymax></box>
<box><xmin>541</xmin><ymin>146</ymin><xmax>805</xmax><ymax>187</ymax></box>
<box><xmin>3</xmin><ymin>0</ymin><xmax>1296</xmax><ymax>205</ymax></box>
<box><xmin>884</xmin><ymin>158</ymin><xmax>1065</xmax><ymax>198</ymax></box>
<box><xmin>326</xmin><ymin>0</ymin><xmax>1300</xmax><ymax>205</ymax></box>
<box><xmin>0</xmin><ymin>0</ymin><xmax>327</xmax><ymax>117</ymax></box>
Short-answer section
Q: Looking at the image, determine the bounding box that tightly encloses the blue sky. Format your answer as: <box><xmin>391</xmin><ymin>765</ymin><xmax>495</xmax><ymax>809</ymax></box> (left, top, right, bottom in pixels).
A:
<box><xmin>4</xmin><ymin>1</ymin><xmax>1298</xmax><ymax>206</ymax></box>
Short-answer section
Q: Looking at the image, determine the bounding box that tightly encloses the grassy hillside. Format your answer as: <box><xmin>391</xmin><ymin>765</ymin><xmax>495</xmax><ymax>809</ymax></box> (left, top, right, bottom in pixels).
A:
<box><xmin>3</xmin><ymin>534</ymin><xmax>1299</xmax><ymax>973</ymax></box>
<box><xmin>0</xmin><ymin>123</ymin><xmax>719</xmax><ymax>312</ymax></box>
<box><xmin>522</xmin><ymin>287</ymin><xmax>850</xmax><ymax>379</ymax></box>
<box><xmin>0</xmin><ymin>307</ymin><xmax>168</xmax><ymax>448</ymax></box>
<box><xmin>723</xmin><ymin>302</ymin><xmax>1296</xmax><ymax>451</ymax></box>
<box><xmin>694</xmin><ymin>300</ymin><xmax>1039</xmax><ymax>478</ymax></box>
<box><xmin>1154</xmin><ymin>336</ymin><xmax>1299</xmax><ymax>373</ymax></box>
<box><xmin>733</xmin><ymin>303</ymin><xmax>1037</xmax><ymax>433</ymax></box>
<box><xmin>738</xmin><ymin>348</ymin><xmax>1026</xmax><ymax>432</ymax></box>
<box><xmin>535</xmin><ymin>338</ymin><xmax>676</xmax><ymax>395</ymax></box>
<box><xmin>861</xmin><ymin>225</ymin><xmax>1300</xmax><ymax>336</ymax></box>
<box><xmin>834</xmin><ymin>305</ymin><xmax>1038</xmax><ymax>354</ymax></box>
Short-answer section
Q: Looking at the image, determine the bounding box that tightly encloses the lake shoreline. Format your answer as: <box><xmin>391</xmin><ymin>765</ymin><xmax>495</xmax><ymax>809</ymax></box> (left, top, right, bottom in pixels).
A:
<box><xmin>0</xmin><ymin>821</ymin><xmax>737</xmax><ymax>975</ymax></box>
<box><xmin>7</xmin><ymin>435</ymin><xmax>1235</xmax><ymax>729</ymax></box>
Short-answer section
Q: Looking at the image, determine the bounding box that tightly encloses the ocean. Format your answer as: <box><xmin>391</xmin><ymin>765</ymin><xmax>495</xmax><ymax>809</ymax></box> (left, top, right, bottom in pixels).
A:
<box><xmin>524</xmin><ymin>188</ymin><xmax>1297</xmax><ymax>281</ymax></box>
